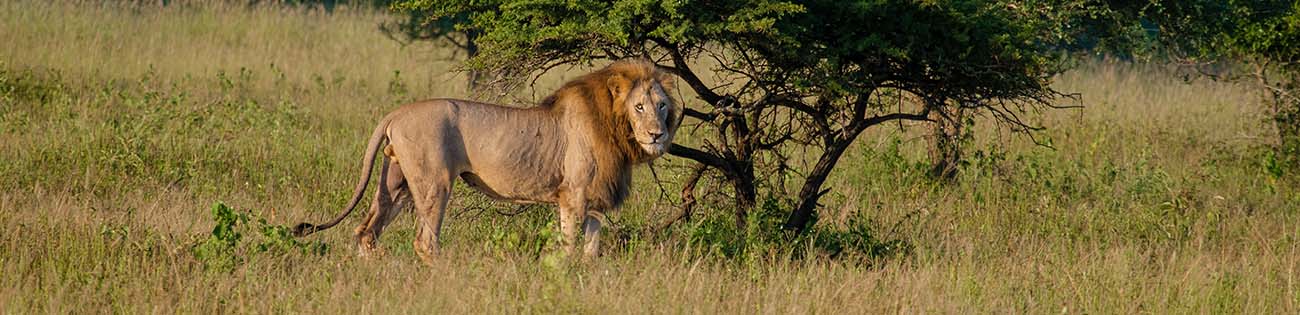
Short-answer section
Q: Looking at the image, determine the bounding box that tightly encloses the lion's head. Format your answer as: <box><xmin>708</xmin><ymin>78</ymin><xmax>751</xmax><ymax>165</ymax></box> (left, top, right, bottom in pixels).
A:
<box><xmin>604</xmin><ymin>63</ymin><xmax>679</xmax><ymax>157</ymax></box>
<box><xmin>542</xmin><ymin>59</ymin><xmax>682</xmax><ymax>161</ymax></box>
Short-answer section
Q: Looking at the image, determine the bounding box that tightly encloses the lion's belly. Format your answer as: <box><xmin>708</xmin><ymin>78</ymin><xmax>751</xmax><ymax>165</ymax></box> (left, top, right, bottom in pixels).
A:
<box><xmin>459</xmin><ymin>171</ymin><xmax>559</xmax><ymax>203</ymax></box>
<box><xmin>457</xmin><ymin>169</ymin><xmax>559</xmax><ymax>203</ymax></box>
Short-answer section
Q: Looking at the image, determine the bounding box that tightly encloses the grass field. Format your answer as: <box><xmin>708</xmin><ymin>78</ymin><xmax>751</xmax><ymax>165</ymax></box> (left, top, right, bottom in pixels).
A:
<box><xmin>2</xmin><ymin>1</ymin><xmax>1299</xmax><ymax>313</ymax></box>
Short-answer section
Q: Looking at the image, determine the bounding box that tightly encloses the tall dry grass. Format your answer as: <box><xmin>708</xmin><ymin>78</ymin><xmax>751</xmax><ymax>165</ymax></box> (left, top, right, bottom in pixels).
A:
<box><xmin>2</xmin><ymin>1</ymin><xmax>1298</xmax><ymax>313</ymax></box>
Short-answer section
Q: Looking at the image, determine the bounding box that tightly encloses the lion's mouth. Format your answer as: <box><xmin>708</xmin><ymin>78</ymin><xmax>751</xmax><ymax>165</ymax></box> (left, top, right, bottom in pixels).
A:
<box><xmin>639</xmin><ymin>141</ymin><xmax>667</xmax><ymax>153</ymax></box>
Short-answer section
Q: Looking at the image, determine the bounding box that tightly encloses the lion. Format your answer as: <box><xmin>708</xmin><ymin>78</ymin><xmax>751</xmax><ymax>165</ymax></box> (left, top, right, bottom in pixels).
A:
<box><xmin>292</xmin><ymin>59</ymin><xmax>682</xmax><ymax>262</ymax></box>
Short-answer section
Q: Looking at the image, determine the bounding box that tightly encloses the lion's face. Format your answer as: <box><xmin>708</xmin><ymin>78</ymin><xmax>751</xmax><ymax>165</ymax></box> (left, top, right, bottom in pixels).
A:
<box><xmin>623</xmin><ymin>80</ymin><xmax>677</xmax><ymax>156</ymax></box>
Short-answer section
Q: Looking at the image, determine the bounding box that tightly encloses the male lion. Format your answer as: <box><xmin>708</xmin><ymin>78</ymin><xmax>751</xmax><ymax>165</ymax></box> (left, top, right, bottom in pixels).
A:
<box><xmin>292</xmin><ymin>59</ymin><xmax>681</xmax><ymax>262</ymax></box>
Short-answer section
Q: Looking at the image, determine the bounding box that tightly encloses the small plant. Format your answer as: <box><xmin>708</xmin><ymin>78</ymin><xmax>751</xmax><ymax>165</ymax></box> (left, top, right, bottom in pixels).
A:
<box><xmin>192</xmin><ymin>202</ymin><xmax>327</xmax><ymax>271</ymax></box>
<box><xmin>484</xmin><ymin>219</ymin><xmax>559</xmax><ymax>258</ymax></box>
<box><xmin>387</xmin><ymin>70</ymin><xmax>408</xmax><ymax>97</ymax></box>
<box><xmin>192</xmin><ymin>202</ymin><xmax>247</xmax><ymax>271</ymax></box>
<box><xmin>1264</xmin><ymin>150</ymin><xmax>1286</xmax><ymax>180</ymax></box>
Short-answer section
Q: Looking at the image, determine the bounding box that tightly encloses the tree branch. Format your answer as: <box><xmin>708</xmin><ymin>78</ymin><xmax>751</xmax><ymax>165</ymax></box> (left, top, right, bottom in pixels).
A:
<box><xmin>683</xmin><ymin>107</ymin><xmax>716</xmax><ymax>121</ymax></box>
<box><xmin>668</xmin><ymin>144</ymin><xmax>733</xmax><ymax>175</ymax></box>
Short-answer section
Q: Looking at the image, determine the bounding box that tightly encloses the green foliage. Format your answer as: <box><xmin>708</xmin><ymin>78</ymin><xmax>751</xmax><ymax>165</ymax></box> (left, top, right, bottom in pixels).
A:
<box><xmin>193</xmin><ymin>203</ymin><xmax>247</xmax><ymax>271</ymax></box>
<box><xmin>1265</xmin><ymin>150</ymin><xmax>1287</xmax><ymax>180</ymax></box>
<box><xmin>770</xmin><ymin>0</ymin><xmax>1061</xmax><ymax>98</ymax></box>
<box><xmin>394</xmin><ymin>0</ymin><xmax>803</xmax><ymax>73</ymax></box>
<box><xmin>427</xmin><ymin>200</ymin><xmax>565</xmax><ymax>258</ymax></box>
<box><xmin>1119</xmin><ymin>1</ymin><xmax>1299</xmax><ymax>62</ymax></box>
<box><xmin>395</xmin><ymin>0</ymin><xmax>1060</xmax><ymax>101</ymax></box>
<box><xmin>811</xmin><ymin>216</ymin><xmax>911</xmax><ymax>260</ymax></box>
<box><xmin>193</xmin><ymin>202</ymin><xmax>327</xmax><ymax>272</ymax></box>
<box><xmin>858</xmin><ymin>137</ymin><xmax>934</xmax><ymax>186</ymax></box>
<box><xmin>1007</xmin><ymin>0</ymin><xmax>1156</xmax><ymax>56</ymax></box>
<box><xmin>482</xmin><ymin>211</ymin><xmax>560</xmax><ymax>257</ymax></box>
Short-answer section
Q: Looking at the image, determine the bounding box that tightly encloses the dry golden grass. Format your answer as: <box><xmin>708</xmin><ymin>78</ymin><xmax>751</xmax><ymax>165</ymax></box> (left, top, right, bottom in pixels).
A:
<box><xmin>2</xmin><ymin>1</ymin><xmax>1298</xmax><ymax>313</ymax></box>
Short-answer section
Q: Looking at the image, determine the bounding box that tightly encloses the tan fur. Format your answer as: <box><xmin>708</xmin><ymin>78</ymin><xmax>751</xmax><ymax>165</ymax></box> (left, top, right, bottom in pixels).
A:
<box><xmin>292</xmin><ymin>59</ymin><xmax>681</xmax><ymax>262</ymax></box>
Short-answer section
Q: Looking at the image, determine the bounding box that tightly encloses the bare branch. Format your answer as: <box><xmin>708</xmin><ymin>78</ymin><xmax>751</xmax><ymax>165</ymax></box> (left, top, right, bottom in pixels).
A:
<box><xmin>668</xmin><ymin>144</ymin><xmax>733</xmax><ymax>176</ymax></box>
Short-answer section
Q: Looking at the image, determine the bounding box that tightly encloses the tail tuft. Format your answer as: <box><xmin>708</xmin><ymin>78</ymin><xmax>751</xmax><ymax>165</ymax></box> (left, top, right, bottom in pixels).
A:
<box><xmin>292</xmin><ymin>223</ymin><xmax>318</xmax><ymax>237</ymax></box>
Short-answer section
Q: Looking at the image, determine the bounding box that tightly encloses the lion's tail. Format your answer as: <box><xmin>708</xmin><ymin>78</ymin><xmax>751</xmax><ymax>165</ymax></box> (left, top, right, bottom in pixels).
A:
<box><xmin>292</xmin><ymin>116</ymin><xmax>391</xmax><ymax>237</ymax></box>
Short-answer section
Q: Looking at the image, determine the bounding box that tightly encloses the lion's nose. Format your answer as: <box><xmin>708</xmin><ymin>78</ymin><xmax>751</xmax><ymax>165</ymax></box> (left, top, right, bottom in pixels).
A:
<box><xmin>648</xmin><ymin>131</ymin><xmax>664</xmax><ymax>141</ymax></box>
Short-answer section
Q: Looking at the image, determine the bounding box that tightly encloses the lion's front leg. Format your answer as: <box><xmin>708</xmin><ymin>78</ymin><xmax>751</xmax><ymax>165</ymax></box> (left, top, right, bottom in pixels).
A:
<box><xmin>557</xmin><ymin>188</ymin><xmax>587</xmax><ymax>257</ymax></box>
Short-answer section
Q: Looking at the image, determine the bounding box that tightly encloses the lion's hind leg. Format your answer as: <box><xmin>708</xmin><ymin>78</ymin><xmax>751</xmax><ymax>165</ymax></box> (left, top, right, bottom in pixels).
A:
<box><xmin>398</xmin><ymin>145</ymin><xmax>457</xmax><ymax>265</ymax></box>
<box><xmin>409</xmin><ymin>171</ymin><xmax>453</xmax><ymax>265</ymax></box>
<box><xmin>354</xmin><ymin>155</ymin><xmax>409</xmax><ymax>258</ymax></box>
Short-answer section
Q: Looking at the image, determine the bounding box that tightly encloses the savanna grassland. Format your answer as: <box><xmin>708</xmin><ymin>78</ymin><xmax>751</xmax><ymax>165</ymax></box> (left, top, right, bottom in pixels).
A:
<box><xmin>3</xmin><ymin>1</ymin><xmax>1299</xmax><ymax>313</ymax></box>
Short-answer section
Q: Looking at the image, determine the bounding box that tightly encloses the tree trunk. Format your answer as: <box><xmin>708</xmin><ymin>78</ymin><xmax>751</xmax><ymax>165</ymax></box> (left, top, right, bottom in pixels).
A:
<box><xmin>730</xmin><ymin>162</ymin><xmax>756</xmax><ymax>229</ymax></box>
<box><xmin>1278</xmin><ymin>108</ymin><xmax>1300</xmax><ymax>161</ymax></box>
<box><xmin>653</xmin><ymin>164</ymin><xmax>707</xmax><ymax>232</ymax></box>
<box><xmin>784</xmin><ymin>138</ymin><xmax>853</xmax><ymax>233</ymax></box>
<box><xmin>927</xmin><ymin>104</ymin><xmax>963</xmax><ymax>181</ymax></box>
<box><xmin>1257</xmin><ymin>68</ymin><xmax>1299</xmax><ymax>168</ymax></box>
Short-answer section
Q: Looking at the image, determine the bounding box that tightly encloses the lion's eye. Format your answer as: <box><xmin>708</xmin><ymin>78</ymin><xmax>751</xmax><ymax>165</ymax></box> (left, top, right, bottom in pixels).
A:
<box><xmin>659</xmin><ymin>102</ymin><xmax>666</xmax><ymax>110</ymax></box>
<box><xmin>635</xmin><ymin>104</ymin><xmax>644</xmax><ymax>112</ymax></box>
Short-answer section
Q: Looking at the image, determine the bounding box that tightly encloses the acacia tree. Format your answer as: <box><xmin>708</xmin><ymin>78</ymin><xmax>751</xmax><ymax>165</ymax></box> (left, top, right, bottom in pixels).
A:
<box><xmin>392</xmin><ymin>0</ymin><xmax>1071</xmax><ymax>232</ymax></box>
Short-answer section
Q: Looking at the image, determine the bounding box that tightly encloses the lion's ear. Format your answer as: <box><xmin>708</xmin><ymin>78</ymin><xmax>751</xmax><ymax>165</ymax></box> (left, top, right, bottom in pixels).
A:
<box><xmin>656</xmin><ymin>73</ymin><xmax>675</xmax><ymax>91</ymax></box>
<box><xmin>607</xmin><ymin>73</ymin><xmax>632</xmax><ymax>98</ymax></box>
